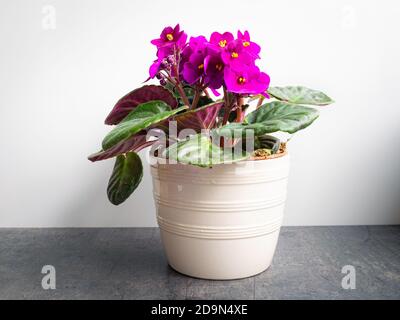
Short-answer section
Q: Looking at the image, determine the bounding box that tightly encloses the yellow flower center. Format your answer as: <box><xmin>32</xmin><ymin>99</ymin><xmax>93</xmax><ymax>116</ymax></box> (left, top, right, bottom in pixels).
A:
<box><xmin>231</xmin><ymin>52</ymin><xmax>239</xmax><ymax>58</ymax></box>
<box><xmin>243</xmin><ymin>41</ymin><xmax>250</xmax><ymax>47</ymax></box>
<box><xmin>215</xmin><ymin>63</ymin><xmax>223</xmax><ymax>71</ymax></box>
<box><xmin>166</xmin><ymin>33</ymin><xmax>174</xmax><ymax>41</ymax></box>
<box><xmin>219</xmin><ymin>39</ymin><xmax>227</xmax><ymax>47</ymax></box>
<box><xmin>198</xmin><ymin>63</ymin><xmax>204</xmax><ymax>70</ymax></box>
<box><xmin>238</xmin><ymin>76</ymin><xmax>246</xmax><ymax>84</ymax></box>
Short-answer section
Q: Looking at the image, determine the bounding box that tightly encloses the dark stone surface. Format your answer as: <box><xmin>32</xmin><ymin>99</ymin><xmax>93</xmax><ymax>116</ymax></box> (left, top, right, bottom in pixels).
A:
<box><xmin>0</xmin><ymin>226</ymin><xmax>399</xmax><ymax>300</ymax></box>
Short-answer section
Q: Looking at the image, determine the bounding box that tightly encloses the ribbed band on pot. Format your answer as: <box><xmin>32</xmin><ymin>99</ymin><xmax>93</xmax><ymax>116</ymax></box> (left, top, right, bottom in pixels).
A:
<box><xmin>153</xmin><ymin>194</ymin><xmax>286</xmax><ymax>212</ymax></box>
<box><xmin>151</xmin><ymin>166</ymin><xmax>289</xmax><ymax>185</ymax></box>
<box><xmin>157</xmin><ymin>216</ymin><xmax>283</xmax><ymax>240</ymax></box>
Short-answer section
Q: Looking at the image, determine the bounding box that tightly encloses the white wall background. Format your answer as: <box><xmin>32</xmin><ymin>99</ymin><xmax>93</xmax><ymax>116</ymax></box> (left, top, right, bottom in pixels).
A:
<box><xmin>0</xmin><ymin>0</ymin><xmax>399</xmax><ymax>227</ymax></box>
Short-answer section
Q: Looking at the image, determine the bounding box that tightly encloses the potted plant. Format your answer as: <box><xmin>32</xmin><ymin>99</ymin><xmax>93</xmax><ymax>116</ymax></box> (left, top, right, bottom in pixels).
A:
<box><xmin>88</xmin><ymin>24</ymin><xmax>333</xmax><ymax>280</ymax></box>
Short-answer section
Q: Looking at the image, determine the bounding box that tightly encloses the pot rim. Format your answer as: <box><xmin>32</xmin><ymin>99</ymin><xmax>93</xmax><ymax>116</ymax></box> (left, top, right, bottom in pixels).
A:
<box><xmin>149</xmin><ymin>150</ymin><xmax>288</xmax><ymax>168</ymax></box>
<box><xmin>249</xmin><ymin>150</ymin><xmax>288</xmax><ymax>161</ymax></box>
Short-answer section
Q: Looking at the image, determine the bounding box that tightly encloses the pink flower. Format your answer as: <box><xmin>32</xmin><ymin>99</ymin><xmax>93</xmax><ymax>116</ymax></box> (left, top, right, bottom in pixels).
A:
<box><xmin>209</xmin><ymin>32</ymin><xmax>234</xmax><ymax>49</ymax></box>
<box><xmin>181</xmin><ymin>36</ymin><xmax>209</xmax><ymax>84</ymax></box>
<box><xmin>148</xmin><ymin>25</ymin><xmax>188</xmax><ymax>79</ymax></box>
<box><xmin>149</xmin><ymin>60</ymin><xmax>162</xmax><ymax>78</ymax></box>
<box><xmin>151</xmin><ymin>24</ymin><xmax>187</xmax><ymax>50</ymax></box>
<box><xmin>204</xmin><ymin>49</ymin><xmax>224</xmax><ymax>89</ymax></box>
<box><xmin>224</xmin><ymin>65</ymin><xmax>270</xmax><ymax>95</ymax></box>
<box><xmin>151</xmin><ymin>24</ymin><xmax>187</xmax><ymax>61</ymax></box>
<box><xmin>221</xmin><ymin>39</ymin><xmax>254</xmax><ymax>69</ymax></box>
<box><xmin>183</xmin><ymin>52</ymin><xmax>206</xmax><ymax>84</ymax></box>
<box><xmin>148</xmin><ymin>26</ymin><xmax>270</xmax><ymax>94</ymax></box>
<box><xmin>237</xmin><ymin>30</ymin><xmax>261</xmax><ymax>59</ymax></box>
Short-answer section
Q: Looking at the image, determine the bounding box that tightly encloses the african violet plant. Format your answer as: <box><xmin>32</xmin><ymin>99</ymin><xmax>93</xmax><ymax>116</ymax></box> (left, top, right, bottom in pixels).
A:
<box><xmin>89</xmin><ymin>24</ymin><xmax>333</xmax><ymax>205</ymax></box>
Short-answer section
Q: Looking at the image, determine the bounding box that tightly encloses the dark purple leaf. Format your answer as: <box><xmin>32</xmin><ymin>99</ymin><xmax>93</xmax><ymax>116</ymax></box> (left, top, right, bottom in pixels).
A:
<box><xmin>88</xmin><ymin>133</ymin><xmax>154</xmax><ymax>162</ymax></box>
<box><xmin>105</xmin><ymin>85</ymin><xmax>178</xmax><ymax>125</ymax></box>
<box><xmin>175</xmin><ymin>102</ymin><xmax>223</xmax><ymax>131</ymax></box>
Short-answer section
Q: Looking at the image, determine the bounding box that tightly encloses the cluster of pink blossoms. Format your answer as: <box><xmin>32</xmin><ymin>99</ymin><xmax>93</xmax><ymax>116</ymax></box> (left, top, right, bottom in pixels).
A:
<box><xmin>149</xmin><ymin>24</ymin><xmax>270</xmax><ymax>96</ymax></box>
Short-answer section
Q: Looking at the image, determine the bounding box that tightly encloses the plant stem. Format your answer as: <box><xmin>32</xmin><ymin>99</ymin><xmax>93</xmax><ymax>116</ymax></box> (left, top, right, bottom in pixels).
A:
<box><xmin>192</xmin><ymin>86</ymin><xmax>201</xmax><ymax>109</ymax></box>
<box><xmin>223</xmin><ymin>86</ymin><xmax>230</xmax><ymax>106</ymax></box>
<box><xmin>171</xmin><ymin>51</ymin><xmax>191</xmax><ymax>108</ymax></box>
<box><xmin>236</xmin><ymin>96</ymin><xmax>244</xmax><ymax>122</ymax></box>
<box><xmin>222</xmin><ymin>86</ymin><xmax>232</xmax><ymax>125</ymax></box>
<box><xmin>222</xmin><ymin>108</ymin><xmax>230</xmax><ymax>125</ymax></box>
<box><xmin>256</xmin><ymin>96</ymin><xmax>265</xmax><ymax>109</ymax></box>
<box><xmin>176</xmin><ymin>83</ymin><xmax>191</xmax><ymax>107</ymax></box>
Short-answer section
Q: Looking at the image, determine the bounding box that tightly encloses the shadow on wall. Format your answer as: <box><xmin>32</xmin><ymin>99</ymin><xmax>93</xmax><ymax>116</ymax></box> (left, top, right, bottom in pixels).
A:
<box><xmin>58</xmin><ymin>158</ymin><xmax>111</xmax><ymax>227</ymax></box>
<box><xmin>56</xmin><ymin>149</ymin><xmax>155</xmax><ymax>228</ymax></box>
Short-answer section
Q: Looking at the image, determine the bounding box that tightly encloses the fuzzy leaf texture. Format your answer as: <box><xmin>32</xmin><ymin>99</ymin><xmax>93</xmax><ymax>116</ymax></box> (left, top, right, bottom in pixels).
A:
<box><xmin>105</xmin><ymin>85</ymin><xmax>178</xmax><ymax>125</ymax></box>
<box><xmin>164</xmin><ymin>134</ymin><xmax>249</xmax><ymax>167</ymax></box>
<box><xmin>88</xmin><ymin>133</ymin><xmax>153</xmax><ymax>162</ymax></box>
<box><xmin>252</xmin><ymin>135</ymin><xmax>281</xmax><ymax>154</ymax></box>
<box><xmin>102</xmin><ymin>101</ymin><xmax>187</xmax><ymax>150</ymax></box>
<box><xmin>268</xmin><ymin>86</ymin><xmax>334</xmax><ymax>105</ymax></box>
<box><xmin>216</xmin><ymin>101</ymin><xmax>319</xmax><ymax>137</ymax></box>
<box><xmin>175</xmin><ymin>101</ymin><xmax>223</xmax><ymax>131</ymax></box>
<box><xmin>107</xmin><ymin>152</ymin><xmax>143</xmax><ymax>205</ymax></box>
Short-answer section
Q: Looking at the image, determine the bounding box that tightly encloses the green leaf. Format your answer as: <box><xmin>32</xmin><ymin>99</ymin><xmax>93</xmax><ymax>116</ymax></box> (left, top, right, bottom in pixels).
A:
<box><xmin>105</xmin><ymin>85</ymin><xmax>178</xmax><ymax>125</ymax></box>
<box><xmin>164</xmin><ymin>83</ymin><xmax>195</xmax><ymax>101</ymax></box>
<box><xmin>246</xmin><ymin>101</ymin><xmax>319</xmax><ymax>133</ymax></box>
<box><xmin>107</xmin><ymin>152</ymin><xmax>143</xmax><ymax>205</ymax></box>
<box><xmin>102</xmin><ymin>101</ymin><xmax>187</xmax><ymax>150</ymax></box>
<box><xmin>268</xmin><ymin>86</ymin><xmax>334</xmax><ymax>105</ymax></box>
<box><xmin>217</xmin><ymin>101</ymin><xmax>319</xmax><ymax>137</ymax></box>
<box><xmin>252</xmin><ymin>135</ymin><xmax>280</xmax><ymax>153</ymax></box>
<box><xmin>257</xmin><ymin>135</ymin><xmax>280</xmax><ymax>153</ymax></box>
<box><xmin>164</xmin><ymin>134</ymin><xmax>249</xmax><ymax>167</ymax></box>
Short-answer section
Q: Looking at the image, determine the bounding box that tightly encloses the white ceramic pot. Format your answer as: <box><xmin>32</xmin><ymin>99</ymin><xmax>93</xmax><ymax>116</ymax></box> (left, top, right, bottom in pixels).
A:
<box><xmin>150</xmin><ymin>153</ymin><xmax>290</xmax><ymax>280</ymax></box>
